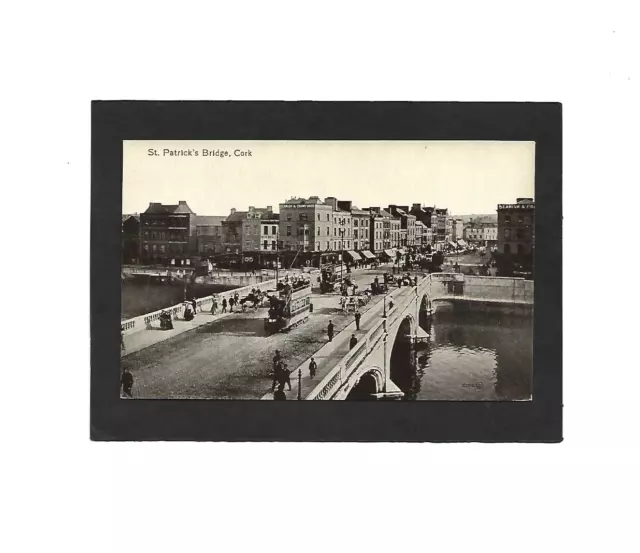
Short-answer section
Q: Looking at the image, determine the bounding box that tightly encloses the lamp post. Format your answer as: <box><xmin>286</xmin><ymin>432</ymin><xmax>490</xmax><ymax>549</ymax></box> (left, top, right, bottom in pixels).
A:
<box><xmin>339</xmin><ymin>228</ymin><xmax>345</xmax><ymax>282</ymax></box>
<box><xmin>297</xmin><ymin>368</ymin><xmax>302</xmax><ymax>400</ymax></box>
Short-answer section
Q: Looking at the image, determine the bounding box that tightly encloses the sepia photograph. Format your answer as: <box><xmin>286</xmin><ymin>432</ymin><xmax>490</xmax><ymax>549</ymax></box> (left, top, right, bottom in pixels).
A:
<box><xmin>120</xmin><ymin>139</ymin><xmax>535</xmax><ymax>401</ymax></box>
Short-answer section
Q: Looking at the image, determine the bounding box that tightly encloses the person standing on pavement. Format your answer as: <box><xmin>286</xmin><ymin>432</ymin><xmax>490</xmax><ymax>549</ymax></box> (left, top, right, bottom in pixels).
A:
<box><xmin>121</xmin><ymin>329</ymin><xmax>125</xmax><ymax>351</ymax></box>
<box><xmin>229</xmin><ymin>296</ymin><xmax>235</xmax><ymax>312</ymax></box>
<box><xmin>221</xmin><ymin>297</ymin><xmax>227</xmax><ymax>313</ymax></box>
<box><xmin>211</xmin><ymin>296</ymin><xmax>218</xmax><ymax>315</ymax></box>
<box><xmin>309</xmin><ymin>357</ymin><xmax>317</xmax><ymax>378</ymax></box>
<box><xmin>349</xmin><ymin>334</ymin><xmax>358</xmax><ymax>350</ymax></box>
<box><xmin>354</xmin><ymin>310</ymin><xmax>361</xmax><ymax>330</ymax></box>
<box><xmin>327</xmin><ymin>320</ymin><xmax>334</xmax><ymax>342</ymax></box>
<box><xmin>273</xmin><ymin>383</ymin><xmax>287</xmax><ymax>401</ymax></box>
<box><xmin>121</xmin><ymin>367</ymin><xmax>133</xmax><ymax>397</ymax></box>
<box><xmin>272</xmin><ymin>350</ymin><xmax>283</xmax><ymax>376</ymax></box>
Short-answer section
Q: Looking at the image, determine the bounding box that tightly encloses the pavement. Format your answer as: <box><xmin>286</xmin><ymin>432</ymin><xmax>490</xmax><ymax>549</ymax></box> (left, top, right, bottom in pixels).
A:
<box><xmin>121</xmin><ymin>266</ymin><xmax>401</xmax><ymax>399</ymax></box>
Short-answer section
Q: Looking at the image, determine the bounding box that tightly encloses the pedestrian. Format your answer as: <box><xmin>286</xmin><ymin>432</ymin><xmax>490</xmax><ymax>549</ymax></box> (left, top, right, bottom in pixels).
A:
<box><xmin>273</xmin><ymin>383</ymin><xmax>287</xmax><ymax>401</ymax></box>
<box><xmin>211</xmin><ymin>296</ymin><xmax>218</xmax><ymax>315</ymax></box>
<box><xmin>221</xmin><ymin>297</ymin><xmax>227</xmax><ymax>313</ymax></box>
<box><xmin>121</xmin><ymin>367</ymin><xmax>133</xmax><ymax>397</ymax></box>
<box><xmin>354</xmin><ymin>311</ymin><xmax>361</xmax><ymax>330</ymax></box>
<box><xmin>349</xmin><ymin>334</ymin><xmax>358</xmax><ymax>350</ymax></box>
<box><xmin>190</xmin><ymin>298</ymin><xmax>197</xmax><ymax>314</ymax></box>
<box><xmin>281</xmin><ymin>363</ymin><xmax>292</xmax><ymax>391</ymax></box>
<box><xmin>234</xmin><ymin>291</ymin><xmax>240</xmax><ymax>304</ymax></box>
<box><xmin>120</xmin><ymin>330</ymin><xmax>125</xmax><ymax>351</ymax></box>
<box><xmin>309</xmin><ymin>357</ymin><xmax>317</xmax><ymax>378</ymax></box>
<box><xmin>272</xmin><ymin>350</ymin><xmax>283</xmax><ymax>376</ymax></box>
<box><xmin>327</xmin><ymin>320</ymin><xmax>334</xmax><ymax>342</ymax></box>
<box><xmin>229</xmin><ymin>297</ymin><xmax>235</xmax><ymax>312</ymax></box>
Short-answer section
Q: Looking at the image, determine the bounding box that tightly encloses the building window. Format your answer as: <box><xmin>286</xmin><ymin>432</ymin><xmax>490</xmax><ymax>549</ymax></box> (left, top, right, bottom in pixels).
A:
<box><xmin>286</xmin><ymin>226</ymin><xmax>292</xmax><ymax>236</ymax></box>
<box><xmin>317</xmin><ymin>214</ymin><xmax>320</xmax><ymax>221</ymax></box>
<box><xmin>327</xmin><ymin>214</ymin><xmax>330</xmax><ymax>221</ymax></box>
<box><xmin>504</xmin><ymin>229</ymin><xmax>511</xmax><ymax>239</ymax></box>
<box><xmin>317</xmin><ymin>227</ymin><xmax>320</xmax><ymax>236</ymax></box>
<box><xmin>354</xmin><ymin>219</ymin><xmax>358</xmax><ymax>227</ymax></box>
<box><xmin>152</xmin><ymin>244</ymin><xmax>157</xmax><ymax>253</ymax></box>
<box><xmin>505</xmin><ymin>215</ymin><xmax>511</xmax><ymax>224</ymax></box>
<box><xmin>263</xmin><ymin>226</ymin><xmax>268</xmax><ymax>235</ymax></box>
<box><xmin>518</xmin><ymin>216</ymin><xmax>524</xmax><ymax>224</ymax></box>
<box><xmin>299</xmin><ymin>213</ymin><xmax>308</xmax><ymax>221</ymax></box>
<box><xmin>286</xmin><ymin>214</ymin><xmax>292</xmax><ymax>221</ymax></box>
<box><xmin>263</xmin><ymin>240</ymin><xmax>268</xmax><ymax>250</ymax></box>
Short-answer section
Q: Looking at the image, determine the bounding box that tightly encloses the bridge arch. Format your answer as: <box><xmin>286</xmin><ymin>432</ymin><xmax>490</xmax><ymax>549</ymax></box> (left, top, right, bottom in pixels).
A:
<box><xmin>389</xmin><ymin>313</ymin><xmax>418</xmax><ymax>398</ymax></box>
<box><xmin>344</xmin><ymin>365</ymin><xmax>385</xmax><ymax>400</ymax></box>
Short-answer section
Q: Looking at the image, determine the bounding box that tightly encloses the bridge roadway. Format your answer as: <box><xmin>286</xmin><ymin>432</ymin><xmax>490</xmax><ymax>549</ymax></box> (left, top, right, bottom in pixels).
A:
<box><xmin>122</xmin><ymin>267</ymin><xmax>408</xmax><ymax>399</ymax></box>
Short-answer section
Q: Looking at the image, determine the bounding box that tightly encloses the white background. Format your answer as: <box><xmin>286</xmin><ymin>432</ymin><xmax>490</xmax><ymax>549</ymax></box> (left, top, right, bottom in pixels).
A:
<box><xmin>2</xmin><ymin>1</ymin><xmax>639</xmax><ymax>551</ymax></box>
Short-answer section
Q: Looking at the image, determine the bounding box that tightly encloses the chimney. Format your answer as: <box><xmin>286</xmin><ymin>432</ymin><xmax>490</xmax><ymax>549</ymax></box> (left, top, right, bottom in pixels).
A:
<box><xmin>266</xmin><ymin>205</ymin><xmax>273</xmax><ymax>211</ymax></box>
<box><xmin>324</xmin><ymin>197</ymin><xmax>338</xmax><ymax>210</ymax></box>
<box><xmin>179</xmin><ymin>201</ymin><xmax>187</xmax><ymax>205</ymax></box>
<box><xmin>230</xmin><ymin>208</ymin><xmax>236</xmax><ymax>214</ymax></box>
<box><xmin>248</xmin><ymin>206</ymin><xmax>255</xmax><ymax>212</ymax></box>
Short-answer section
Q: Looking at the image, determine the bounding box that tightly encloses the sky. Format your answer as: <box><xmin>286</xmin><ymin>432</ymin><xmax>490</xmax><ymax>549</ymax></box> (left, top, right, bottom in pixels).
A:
<box><xmin>122</xmin><ymin>140</ymin><xmax>535</xmax><ymax>216</ymax></box>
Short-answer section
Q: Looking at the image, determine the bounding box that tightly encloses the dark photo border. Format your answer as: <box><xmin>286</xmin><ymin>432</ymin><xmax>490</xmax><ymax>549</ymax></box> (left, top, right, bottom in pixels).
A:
<box><xmin>91</xmin><ymin>101</ymin><xmax>562</xmax><ymax>442</ymax></box>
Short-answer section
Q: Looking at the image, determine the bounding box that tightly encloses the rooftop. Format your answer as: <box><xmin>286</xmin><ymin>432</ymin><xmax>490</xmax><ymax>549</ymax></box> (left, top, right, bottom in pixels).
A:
<box><xmin>195</xmin><ymin>215</ymin><xmax>226</xmax><ymax>226</ymax></box>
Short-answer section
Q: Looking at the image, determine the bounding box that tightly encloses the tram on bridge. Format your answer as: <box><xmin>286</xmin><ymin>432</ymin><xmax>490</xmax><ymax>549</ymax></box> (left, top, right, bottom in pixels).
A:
<box><xmin>264</xmin><ymin>280</ymin><xmax>312</xmax><ymax>334</ymax></box>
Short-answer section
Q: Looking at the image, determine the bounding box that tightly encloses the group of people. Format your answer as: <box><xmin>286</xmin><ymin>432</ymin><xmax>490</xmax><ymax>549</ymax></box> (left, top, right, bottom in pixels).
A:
<box><xmin>210</xmin><ymin>292</ymin><xmax>242</xmax><ymax>315</ymax></box>
<box><xmin>270</xmin><ymin>351</ymin><xmax>320</xmax><ymax>401</ymax></box>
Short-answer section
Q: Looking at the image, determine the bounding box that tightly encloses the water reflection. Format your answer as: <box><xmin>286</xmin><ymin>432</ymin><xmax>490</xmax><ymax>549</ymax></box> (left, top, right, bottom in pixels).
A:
<box><xmin>413</xmin><ymin>309</ymin><xmax>533</xmax><ymax>401</ymax></box>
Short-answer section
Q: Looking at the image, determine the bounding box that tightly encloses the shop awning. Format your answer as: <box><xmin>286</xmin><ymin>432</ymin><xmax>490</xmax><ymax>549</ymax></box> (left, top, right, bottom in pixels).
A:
<box><xmin>361</xmin><ymin>250</ymin><xmax>376</xmax><ymax>259</ymax></box>
<box><xmin>347</xmin><ymin>250</ymin><xmax>362</xmax><ymax>261</ymax></box>
<box><xmin>383</xmin><ymin>249</ymin><xmax>395</xmax><ymax>258</ymax></box>
<box><xmin>397</xmin><ymin>248</ymin><xmax>406</xmax><ymax>255</ymax></box>
<box><xmin>457</xmin><ymin>239</ymin><xmax>467</xmax><ymax>247</ymax></box>
<box><xmin>448</xmin><ymin>241</ymin><xmax>457</xmax><ymax>248</ymax></box>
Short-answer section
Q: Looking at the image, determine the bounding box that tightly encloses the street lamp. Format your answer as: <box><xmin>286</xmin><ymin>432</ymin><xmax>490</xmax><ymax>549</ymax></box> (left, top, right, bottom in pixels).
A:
<box><xmin>339</xmin><ymin>228</ymin><xmax>346</xmax><ymax>282</ymax></box>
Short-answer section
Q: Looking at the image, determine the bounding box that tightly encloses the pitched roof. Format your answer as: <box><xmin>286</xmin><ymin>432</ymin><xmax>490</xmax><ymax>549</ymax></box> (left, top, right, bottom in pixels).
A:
<box><xmin>195</xmin><ymin>215</ymin><xmax>226</xmax><ymax>226</ymax></box>
<box><xmin>143</xmin><ymin>201</ymin><xmax>195</xmax><ymax>214</ymax></box>
<box><xmin>122</xmin><ymin>214</ymin><xmax>139</xmax><ymax>223</ymax></box>
<box><xmin>225</xmin><ymin>211</ymin><xmax>248</xmax><ymax>222</ymax></box>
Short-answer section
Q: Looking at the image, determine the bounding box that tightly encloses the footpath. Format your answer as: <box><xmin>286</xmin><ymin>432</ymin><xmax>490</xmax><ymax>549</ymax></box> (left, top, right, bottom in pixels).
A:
<box><xmin>121</xmin><ymin>307</ymin><xmax>241</xmax><ymax>357</ymax></box>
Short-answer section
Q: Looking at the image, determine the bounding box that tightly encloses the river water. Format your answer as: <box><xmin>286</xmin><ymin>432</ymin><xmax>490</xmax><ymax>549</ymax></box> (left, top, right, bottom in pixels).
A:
<box><xmin>404</xmin><ymin>308</ymin><xmax>533</xmax><ymax>401</ymax></box>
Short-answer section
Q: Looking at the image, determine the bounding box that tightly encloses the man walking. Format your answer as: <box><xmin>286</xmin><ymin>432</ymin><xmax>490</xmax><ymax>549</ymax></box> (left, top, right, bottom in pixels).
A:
<box><xmin>309</xmin><ymin>357</ymin><xmax>317</xmax><ymax>378</ymax></box>
<box><xmin>211</xmin><ymin>296</ymin><xmax>218</xmax><ymax>315</ymax></box>
<box><xmin>221</xmin><ymin>297</ymin><xmax>227</xmax><ymax>313</ymax></box>
<box><xmin>272</xmin><ymin>350</ymin><xmax>283</xmax><ymax>376</ymax></box>
<box><xmin>354</xmin><ymin>310</ymin><xmax>361</xmax><ymax>330</ymax></box>
<box><xmin>327</xmin><ymin>320</ymin><xmax>334</xmax><ymax>342</ymax></box>
<box><xmin>229</xmin><ymin>296</ymin><xmax>235</xmax><ymax>312</ymax></box>
<box><xmin>121</xmin><ymin>367</ymin><xmax>134</xmax><ymax>397</ymax></box>
<box><xmin>349</xmin><ymin>334</ymin><xmax>358</xmax><ymax>350</ymax></box>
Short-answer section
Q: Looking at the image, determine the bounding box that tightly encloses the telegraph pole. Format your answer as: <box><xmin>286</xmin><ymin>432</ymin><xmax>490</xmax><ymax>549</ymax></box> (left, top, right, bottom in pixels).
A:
<box><xmin>275</xmin><ymin>231</ymin><xmax>279</xmax><ymax>284</ymax></box>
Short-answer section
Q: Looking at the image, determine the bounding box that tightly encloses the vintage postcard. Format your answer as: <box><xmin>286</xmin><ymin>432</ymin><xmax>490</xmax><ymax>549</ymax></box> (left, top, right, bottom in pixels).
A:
<box><xmin>120</xmin><ymin>139</ymin><xmax>535</xmax><ymax>401</ymax></box>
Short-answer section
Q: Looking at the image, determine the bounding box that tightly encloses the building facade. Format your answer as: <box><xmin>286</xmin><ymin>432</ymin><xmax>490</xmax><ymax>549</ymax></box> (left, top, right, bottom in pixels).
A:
<box><xmin>221</xmin><ymin>205</ymin><xmax>274</xmax><ymax>254</ymax></box>
<box><xmin>452</xmin><ymin>218</ymin><xmax>464</xmax><ymax>241</ymax></box>
<box><xmin>388</xmin><ymin>205</ymin><xmax>417</xmax><ymax>247</ymax></box>
<box><xmin>415</xmin><ymin>221</ymin><xmax>425</xmax><ymax>247</ymax></box>
<box><xmin>139</xmin><ymin>201</ymin><xmax>198</xmax><ymax>264</ymax></box>
<box><xmin>260</xmin><ymin>215</ymin><xmax>280</xmax><ymax>251</ymax></box>
<box><xmin>279</xmin><ymin>196</ymin><xmax>334</xmax><ymax>253</ymax></box>
<box><xmin>497</xmin><ymin>198</ymin><xmax>535</xmax><ymax>256</ymax></box>
<box><xmin>195</xmin><ymin>215</ymin><xmax>226</xmax><ymax>254</ymax></box>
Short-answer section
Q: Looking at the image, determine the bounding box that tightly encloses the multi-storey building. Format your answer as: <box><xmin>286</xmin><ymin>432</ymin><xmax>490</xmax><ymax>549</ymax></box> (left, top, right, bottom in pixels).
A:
<box><xmin>424</xmin><ymin>225</ymin><xmax>433</xmax><ymax>247</ymax></box>
<box><xmin>432</xmin><ymin>207</ymin><xmax>451</xmax><ymax>250</ymax></box>
<box><xmin>321</xmin><ymin>197</ymin><xmax>351</xmax><ymax>253</ymax></box>
<box><xmin>279</xmin><ymin>196</ymin><xmax>333</xmax><ymax>253</ymax></box>
<box><xmin>483</xmin><ymin>226</ymin><xmax>498</xmax><ymax>246</ymax></box>
<box><xmin>221</xmin><ymin>205</ymin><xmax>274</xmax><ymax>254</ymax></box>
<box><xmin>451</xmin><ymin>218</ymin><xmax>464</xmax><ymax>241</ymax></box>
<box><xmin>259</xmin><ymin>214</ymin><xmax>280</xmax><ymax>252</ymax></box>
<box><xmin>367</xmin><ymin>209</ymin><xmax>384</xmax><ymax>253</ymax></box>
<box><xmin>195</xmin><ymin>215</ymin><xmax>226</xmax><ymax>255</ymax></box>
<box><xmin>389</xmin><ymin>213</ymin><xmax>402</xmax><ymax>248</ymax></box>
<box><xmin>415</xmin><ymin>221</ymin><xmax>425</xmax><ymax>247</ymax></box>
<box><xmin>497</xmin><ymin>198</ymin><xmax>535</xmax><ymax>256</ymax></box>
<box><xmin>388</xmin><ymin>205</ymin><xmax>417</xmax><ymax>247</ymax></box>
<box><xmin>336</xmin><ymin>201</ymin><xmax>369</xmax><ymax>252</ymax></box>
<box><xmin>139</xmin><ymin>201</ymin><xmax>198</xmax><ymax>264</ymax></box>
